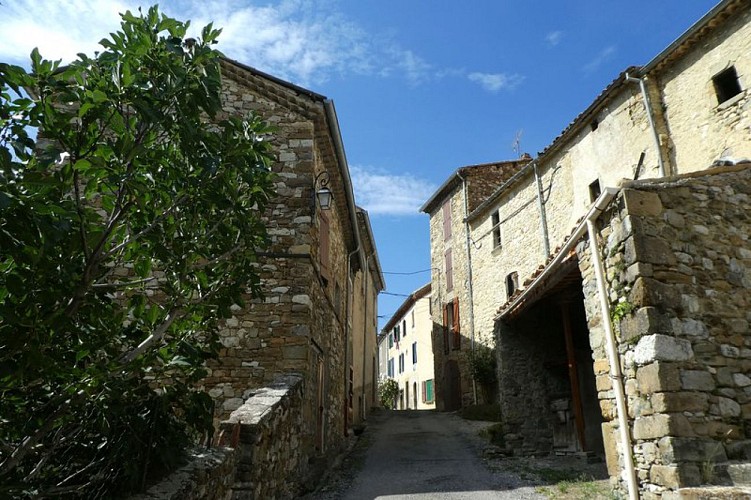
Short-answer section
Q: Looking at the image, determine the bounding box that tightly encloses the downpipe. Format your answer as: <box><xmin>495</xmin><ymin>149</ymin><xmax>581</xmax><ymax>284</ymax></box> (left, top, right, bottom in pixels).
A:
<box><xmin>625</xmin><ymin>72</ymin><xmax>665</xmax><ymax>178</ymax></box>
<box><xmin>585</xmin><ymin>200</ymin><xmax>639</xmax><ymax>500</ymax></box>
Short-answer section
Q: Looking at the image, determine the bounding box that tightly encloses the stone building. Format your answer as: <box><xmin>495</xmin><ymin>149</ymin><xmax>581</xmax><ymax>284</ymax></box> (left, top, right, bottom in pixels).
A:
<box><xmin>351</xmin><ymin>208</ymin><xmax>385</xmax><ymax>425</ymax></box>
<box><xmin>452</xmin><ymin>0</ymin><xmax>751</xmax><ymax>497</ymax></box>
<box><xmin>201</xmin><ymin>58</ymin><xmax>383</xmax><ymax>473</ymax></box>
<box><xmin>380</xmin><ymin>283</ymin><xmax>436</xmax><ymax>410</ymax></box>
<box><xmin>420</xmin><ymin>159</ymin><xmax>531</xmax><ymax>410</ymax></box>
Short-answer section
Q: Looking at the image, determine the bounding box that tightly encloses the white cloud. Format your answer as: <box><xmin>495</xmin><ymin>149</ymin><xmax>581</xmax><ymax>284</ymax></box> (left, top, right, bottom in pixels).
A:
<box><xmin>350</xmin><ymin>165</ymin><xmax>436</xmax><ymax>216</ymax></box>
<box><xmin>467</xmin><ymin>72</ymin><xmax>524</xmax><ymax>92</ymax></box>
<box><xmin>545</xmin><ymin>30</ymin><xmax>563</xmax><ymax>47</ymax></box>
<box><xmin>0</xmin><ymin>0</ymin><xmax>433</xmax><ymax>86</ymax></box>
<box><xmin>0</xmin><ymin>1</ymin><xmax>523</xmax><ymax>92</ymax></box>
<box><xmin>583</xmin><ymin>45</ymin><xmax>616</xmax><ymax>74</ymax></box>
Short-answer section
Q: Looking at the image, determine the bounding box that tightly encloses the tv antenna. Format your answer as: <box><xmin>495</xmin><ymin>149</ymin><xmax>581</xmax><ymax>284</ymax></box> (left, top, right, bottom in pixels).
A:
<box><xmin>512</xmin><ymin>129</ymin><xmax>523</xmax><ymax>157</ymax></box>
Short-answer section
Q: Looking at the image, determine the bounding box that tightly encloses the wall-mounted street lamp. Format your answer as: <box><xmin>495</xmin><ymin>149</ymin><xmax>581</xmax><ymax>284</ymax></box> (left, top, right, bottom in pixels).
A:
<box><xmin>314</xmin><ymin>171</ymin><xmax>333</xmax><ymax>212</ymax></box>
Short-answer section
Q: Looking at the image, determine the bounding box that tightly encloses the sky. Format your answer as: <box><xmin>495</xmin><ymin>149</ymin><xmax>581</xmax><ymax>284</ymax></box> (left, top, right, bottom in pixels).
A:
<box><xmin>0</xmin><ymin>0</ymin><xmax>721</xmax><ymax>330</ymax></box>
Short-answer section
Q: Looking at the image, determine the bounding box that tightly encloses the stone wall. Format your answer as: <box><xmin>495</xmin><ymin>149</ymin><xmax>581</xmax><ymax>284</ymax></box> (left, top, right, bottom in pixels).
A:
<box><xmin>219</xmin><ymin>374</ymin><xmax>309</xmax><ymax>500</ymax></box>
<box><xmin>130</xmin><ymin>449</ymin><xmax>236</xmax><ymax>500</ymax></box>
<box><xmin>657</xmin><ymin>3</ymin><xmax>751</xmax><ymax>174</ymax></box>
<box><xmin>578</xmin><ymin>165</ymin><xmax>751</xmax><ymax>497</ymax></box>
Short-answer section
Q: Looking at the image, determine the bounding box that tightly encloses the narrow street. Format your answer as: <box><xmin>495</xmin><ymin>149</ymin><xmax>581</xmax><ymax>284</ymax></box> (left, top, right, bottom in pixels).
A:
<box><xmin>307</xmin><ymin>410</ymin><xmax>545</xmax><ymax>500</ymax></box>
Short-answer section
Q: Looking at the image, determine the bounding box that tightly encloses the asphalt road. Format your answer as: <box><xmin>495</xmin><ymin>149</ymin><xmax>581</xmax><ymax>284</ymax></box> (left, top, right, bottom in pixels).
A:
<box><xmin>315</xmin><ymin>410</ymin><xmax>545</xmax><ymax>500</ymax></box>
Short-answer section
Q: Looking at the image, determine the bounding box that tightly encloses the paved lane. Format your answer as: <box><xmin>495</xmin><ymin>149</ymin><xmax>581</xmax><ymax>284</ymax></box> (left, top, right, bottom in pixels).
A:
<box><xmin>332</xmin><ymin>410</ymin><xmax>544</xmax><ymax>500</ymax></box>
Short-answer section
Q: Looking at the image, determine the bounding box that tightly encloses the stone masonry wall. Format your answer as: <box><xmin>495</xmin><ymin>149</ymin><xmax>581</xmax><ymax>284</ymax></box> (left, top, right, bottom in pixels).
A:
<box><xmin>428</xmin><ymin>185</ymin><xmax>474</xmax><ymax>410</ymax></box>
<box><xmin>219</xmin><ymin>374</ymin><xmax>308</xmax><ymax>500</ymax></box>
<box><xmin>130</xmin><ymin>449</ymin><xmax>236</xmax><ymax>500</ymax></box>
<box><xmin>658</xmin><ymin>4</ymin><xmax>751</xmax><ymax>174</ymax></box>
<box><xmin>199</xmin><ymin>63</ymin><xmax>357</xmax><ymax>468</ymax></box>
<box><xmin>578</xmin><ymin>165</ymin><xmax>751</xmax><ymax>497</ymax></box>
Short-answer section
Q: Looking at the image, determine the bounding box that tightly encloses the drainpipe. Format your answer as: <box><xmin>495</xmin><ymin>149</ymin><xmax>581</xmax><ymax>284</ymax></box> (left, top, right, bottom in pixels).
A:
<box><xmin>533</xmin><ymin>162</ymin><xmax>551</xmax><ymax>258</ymax></box>
<box><xmin>455</xmin><ymin>170</ymin><xmax>478</xmax><ymax>405</ymax></box>
<box><xmin>585</xmin><ymin>193</ymin><xmax>639</xmax><ymax>500</ymax></box>
<box><xmin>344</xmin><ymin>244</ymin><xmax>360</xmax><ymax>436</ymax></box>
<box><xmin>360</xmin><ymin>255</ymin><xmax>371</xmax><ymax>421</ymax></box>
<box><xmin>625</xmin><ymin>72</ymin><xmax>666</xmax><ymax>178</ymax></box>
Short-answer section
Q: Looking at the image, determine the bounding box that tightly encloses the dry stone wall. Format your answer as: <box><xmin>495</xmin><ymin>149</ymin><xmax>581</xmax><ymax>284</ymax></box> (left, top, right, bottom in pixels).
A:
<box><xmin>578</xmin><ymin>165</ymin><xmax>751</xmax><ymax>497</ymax></box>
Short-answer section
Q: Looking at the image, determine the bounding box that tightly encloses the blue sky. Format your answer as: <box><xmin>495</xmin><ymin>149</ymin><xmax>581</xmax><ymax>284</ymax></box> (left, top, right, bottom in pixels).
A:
<box><xmin>0</xmin><ymin>0</ymin><xmax>720</xmax><ymax>328</ymax></box>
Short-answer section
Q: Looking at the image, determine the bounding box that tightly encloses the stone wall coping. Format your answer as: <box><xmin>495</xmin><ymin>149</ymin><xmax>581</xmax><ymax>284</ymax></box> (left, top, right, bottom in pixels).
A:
<box><xmin>222</xmin><ymin>374</ymin><xmax>303</xmax><ymax>426</ymax></box>
<box><xmin>129</xmin><ymin>447</ymin><xmax>235</xmax><ymax>500</ymax></box>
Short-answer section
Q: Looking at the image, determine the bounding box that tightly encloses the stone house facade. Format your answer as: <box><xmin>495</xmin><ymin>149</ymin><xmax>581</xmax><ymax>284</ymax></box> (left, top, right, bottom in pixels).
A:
<box><xmin>201</xmin><ymin>59</ymin><xmax>383</xmax><ymax>473</ymax></box>
<box><xmin>420</xmin><ymin>159</ymin><xmax>530</xmax><ymax>411</ymax></box>
<box><xmin>380</xmin><ymin>283</ymin><xmax>436</xmax><ymax>410</ymax></box>
<box><xmin>351</xmin><ymin>208</ymin><xmax>385</xmax><ymax>425</ymax></box>
<box><xmin>450</xmin><ymin>0</ymin><xmax>751</xmax><ymax>497</ymax></box>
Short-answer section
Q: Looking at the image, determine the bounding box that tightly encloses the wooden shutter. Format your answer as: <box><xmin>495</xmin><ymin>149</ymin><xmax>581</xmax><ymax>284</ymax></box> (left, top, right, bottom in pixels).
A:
<box><xmin>452</xmin><ymin>298</ymin><xmax>461</xmax><ymax>350</ymax></box>
<box><xmin>442</xmin><ymin>201</ymin><xmax>452</xmax><ymax>241</ymax></box>
<box><xmin>442</xmin><ymin>303</ymin><xmax>449</xmax><ymax>354</ymax></box>
<box><xmin>421</xmin><ymin>381</ymin><xmax>426</xmax><ymax>403</ymax></box>
<box><xmin>445</xmin><ymin>249</ymin><xmax>453</xmax><ymax>292</ymax></box>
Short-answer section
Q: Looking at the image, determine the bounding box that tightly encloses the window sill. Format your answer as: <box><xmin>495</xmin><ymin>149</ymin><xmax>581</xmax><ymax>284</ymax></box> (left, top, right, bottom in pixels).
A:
<box><xmin>717</xmin><ymin>92</ymin><xmax>745</xmax><ymax>110</ymax></box>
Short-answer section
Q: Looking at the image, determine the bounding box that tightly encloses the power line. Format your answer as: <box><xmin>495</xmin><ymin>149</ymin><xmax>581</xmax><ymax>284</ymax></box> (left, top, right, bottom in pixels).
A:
<box><xmin>381</xmin><ymin>268</ymin><xmax>433</xmax><ymax>275</ymax></box>
<box><xmin>381</xmin><ymin>291</ymin><xmax>411</xmax><ymax>297</ymax></box>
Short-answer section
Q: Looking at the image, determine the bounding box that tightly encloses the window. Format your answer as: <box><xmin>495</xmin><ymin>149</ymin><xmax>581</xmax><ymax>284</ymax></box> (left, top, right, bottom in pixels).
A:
<box><xmin>589</xmin><ymin>179</ymin><xmax>601</xmax><ymax>203</ymax></box>
<box><xmin>442</xmin><ymin>298</ymin><xmax>461</xmax><ymax>352</ymax></box>
<box><xmin>412</xmin><ymin>342</ymin><xmax>417</xmax><ymax>364</ymax></box>
<box><xmin>445</xmin><ymin>249</ymin><xmax>453</xmax><ymax>292</ymax></box>
<box><xmin>318</xmin><ymin>212</ymin><xmax>330</xmax><ymax>285</ymax></box>
<box><xmin>411</xmin><ymin>310</ymin><xmax>415</xmax><ymax>327</ymax></box>
<box><xmin>422</xmin><ymin>379</ymin><xmax>435</xmax><ymax>403</ymax></box>
<box><xmin>388</xmin><ymin>333</ymin><xmax>393</xmax><ymax>348</ymax></box>
<box><xmin>506</xmin><ymin>272</ymin><xmax>519</xmax><ymax>299</ymax></box>
<box><xmin>387</xmin><ymin>358</ymin><xmax>394</xmax><ymax>377</ymax></box>
<box><xmin>442</xmin><ymin>200</ymin><xmax>452</xmax><ymax>241</ymax></box>
<box><xmin>394</xmin><ymin>324</ymin><xmax>400</xmax><ymax>343</ymax></box>
<box><xmin>713</xmin><ymin>66</ymin><xmax>742</xmax><ymax>105</ymax></box>
<box><xmin>491</xmin><ymin>211</ymin><xmax>501</xmax><ymax>249</ymax></box>
<box><xmin>402</xmin><ymin>319</ymin><xmax>407</xmax><ymax>337</ymax></box>
<box><xmin>398</xmin><ymin>353</ymin><xmax>404</xmax><ymax>373</ymax></box>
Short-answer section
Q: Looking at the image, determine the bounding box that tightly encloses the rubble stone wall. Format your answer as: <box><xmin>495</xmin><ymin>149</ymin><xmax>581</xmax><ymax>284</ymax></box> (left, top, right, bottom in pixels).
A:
<box><xmin>579</xmin><ymin>165</ymin><xmax>751</xmax><ymax>497</ymax></box>
<box><xmin>219</xmin><ymin>375</ymin><xmax>307</xmax><ymax>500</ymax></box>
<box><xmin>657</xmin><ymin>5</ymin><xmax>751</xmax><ymax>173</ymax></box>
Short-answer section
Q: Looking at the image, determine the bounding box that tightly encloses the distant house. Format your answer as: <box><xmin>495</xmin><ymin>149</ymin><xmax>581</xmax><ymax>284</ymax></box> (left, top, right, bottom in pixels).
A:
<box><xmin>425</xmin><ymin>0</ymin><xmax>751</xmax><ymax>497</ymax></box>
<box><xmin>203</xmin><ymin>58</ymin><xmax>383</xmax><ymax>472</ymax></box>
<box><xmin>420</xmin><ymin>159</ymin><xmax>531</xmax><ymax>411</ymax></box>
<box><xmin>379</xmin><ymin>283</ymin><xmax>435</xmax><ymax>410</ymax></box>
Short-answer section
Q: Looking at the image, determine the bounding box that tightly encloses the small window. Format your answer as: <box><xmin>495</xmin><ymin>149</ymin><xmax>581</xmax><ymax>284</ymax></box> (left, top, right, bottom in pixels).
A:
<box><xmin>402</xmin><ymin>319</ymin><xmax>407</xmax><ymax>337</ymax></box>
<box><xmin>590</xmin><ymin>119</ymin><xmax>599</xmax><ymax>131</ymax></box>
<box><xmin>394</xmin><ymin>324</ymin><xmax>400</xmax><ymax>343</ymax></box>
<box><xmin>412</xmin><ymin>342</ymin><xmax>417</xmax><ymax>364</ymax></box>
<box><xmin>491</xmin><ymin>211</ymin><xmax>501</xmax><ymax>248</ymax></box>
<box><xmin>589</xmin><ymin>179</ymin><xmax>602</xmax><ymax>203</ymax></box>
<box><xmin>388</xmin><ymin>333</ymin><xmax>393</xmax><ymax>348</ymax></box>
<box><xmin>713</xmin><ymin>66</ymin><xmax>742</xmax><ymax>105</ymax></box>
<box><xmin>506</xmin><ymin>272</ymin><xmax>519</xmax><ymax>299</ymax></box>
<box><xmin>411</xmin><ymin>310</ymin><xmax>415</xmax><ymax>327</ymax></box>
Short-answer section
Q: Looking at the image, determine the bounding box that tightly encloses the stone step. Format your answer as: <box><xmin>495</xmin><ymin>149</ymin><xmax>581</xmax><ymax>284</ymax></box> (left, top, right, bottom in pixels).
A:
<box><xmin>666</xmin><ymin>486</ymin><xmax>751</xmax><ymax>499</ymax></box>
<box><xmin>712</xmin><ymin>462</ymin><xmax>751</xmax><ymax>487</ymax></box>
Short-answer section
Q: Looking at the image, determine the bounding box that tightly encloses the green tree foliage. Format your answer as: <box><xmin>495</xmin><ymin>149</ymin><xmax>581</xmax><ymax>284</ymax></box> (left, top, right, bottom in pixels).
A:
<box><xmin>0</xmin><ymin>7</ymin><xmax>275</xmax><ymax>497</ymax></box>
<box><xmin>378</xmin><ymin>378</ymin><xmax>400</xmax><ymax>409</ymax></box>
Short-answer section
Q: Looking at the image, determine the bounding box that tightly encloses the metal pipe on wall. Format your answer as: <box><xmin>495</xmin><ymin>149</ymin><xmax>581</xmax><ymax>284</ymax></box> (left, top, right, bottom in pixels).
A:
<box><xmin>625</xmin><ymin>72</ymin><xmax>666</xmax><ymax>178</ymax></box>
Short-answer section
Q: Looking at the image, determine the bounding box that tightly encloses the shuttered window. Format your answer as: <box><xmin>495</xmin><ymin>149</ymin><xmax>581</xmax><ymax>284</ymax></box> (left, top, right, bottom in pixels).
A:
<box><xmin>452</xmin><ymin>298</ymin><xmax>461</xmax><ymax>350</ymax></box>
<box><xmin>442</xmin><ymin>200</ymin><xmax>452</xmax><ymax>241</ymax></box>
<box><xmin>445</xmin><ymin>249</ymin><xmax>453</xmax><ymax>292</ymax></box>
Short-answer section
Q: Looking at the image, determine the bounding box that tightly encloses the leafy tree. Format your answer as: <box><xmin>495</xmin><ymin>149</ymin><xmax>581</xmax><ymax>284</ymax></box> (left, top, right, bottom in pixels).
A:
<box><xmin>0</xmin><ymin>6</ymin><xmax>274</xmax><ymax>497</ymax></box>
<box><xmin>378</xmin><ymin>378</ymin><xmax>400</xmax><ymax>409</ymax></box>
